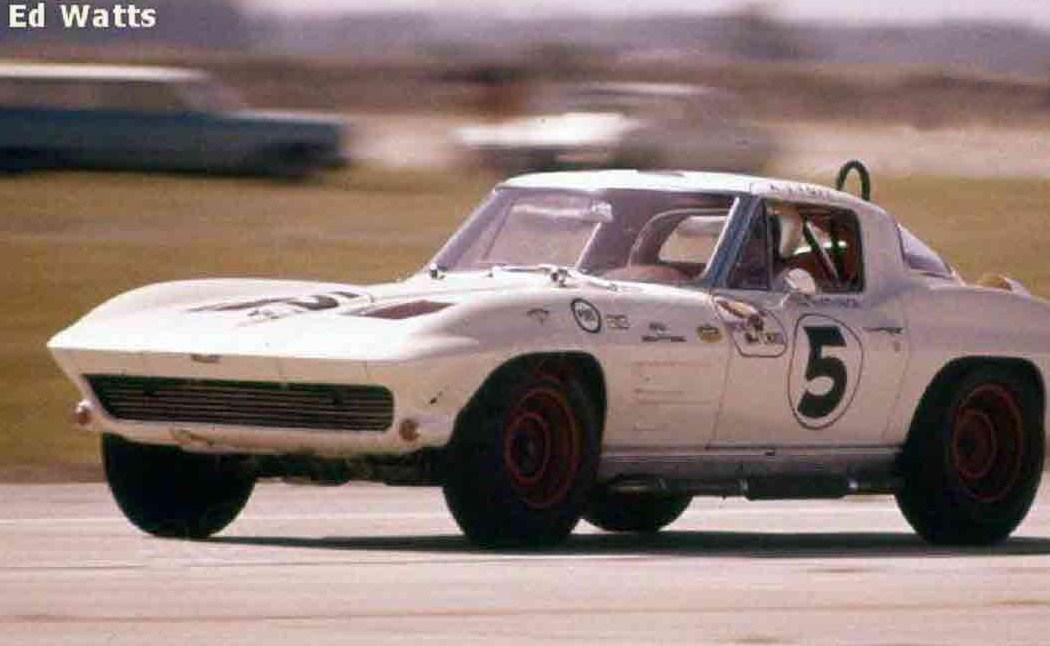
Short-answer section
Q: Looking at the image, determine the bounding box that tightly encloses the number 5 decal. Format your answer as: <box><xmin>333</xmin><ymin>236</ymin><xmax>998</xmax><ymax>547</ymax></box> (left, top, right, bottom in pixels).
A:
<box><xmin>788</xmin><ymin>315</ymin><xmax>864</xmax><ymax>429</ymax></box>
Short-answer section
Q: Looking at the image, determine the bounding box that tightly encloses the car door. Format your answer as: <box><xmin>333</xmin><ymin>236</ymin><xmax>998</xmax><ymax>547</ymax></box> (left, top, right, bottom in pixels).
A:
<box><xmin>711</xmin><ymin>199</ymin><xmax>909</xmax><ymax>448</ymax></box>
<box><xmin>599</xmin><ymin>208</ymin><xmax>733</xmax><ymax>452</ymax></box>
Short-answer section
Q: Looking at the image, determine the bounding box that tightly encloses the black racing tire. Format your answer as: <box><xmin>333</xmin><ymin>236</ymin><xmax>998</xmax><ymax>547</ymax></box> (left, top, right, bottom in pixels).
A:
<box><xmin>584</xmin><ymin>488</ymin><xmax>692</xmax><ymax>533</ymax></box>
<box><xmin>102</xmin><ymin>434</ymin><xmax>256</xmax><ymax>539</ymax></box>
<box><xmin>896</xmin><ymin>366</ymin><xmax>1044</xmax><ymax>546</ymax></box>
<box><xmin>442</xmin><ymin>366</ymin><xmax>600</xmax><ymax>548</ymax></box>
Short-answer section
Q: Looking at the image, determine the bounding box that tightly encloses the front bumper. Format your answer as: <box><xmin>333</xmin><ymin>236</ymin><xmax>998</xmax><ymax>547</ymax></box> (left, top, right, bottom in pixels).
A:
<box><xmin>59</xmin><ymin>351</ymin><xmax>494</xmax><ymax>459</ymax></box>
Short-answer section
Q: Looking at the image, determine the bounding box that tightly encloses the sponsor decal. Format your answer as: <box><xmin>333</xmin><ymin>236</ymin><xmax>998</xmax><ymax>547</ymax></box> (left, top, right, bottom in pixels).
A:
<box><xmin>714</xmin><ymin>296</ymin><xmax>787</xmax><ymax>358</ymax></box>
<box><xmin>788</xmin><ymin>314</ymin><xmax>864</xmax><ymax>430</ymax></box>
<box><xmin>605</xmin><ymin>314</ymin><xmax>631</xmax><ymax>330</ymax></box>
<box><xmin>804</xmin><ymin>295</ymin><xmax>861</xmax><ymax>309</ymax></box>
<box><xmin>571</xmin><ymin>299</ymin><xmax>602</xmax><ymax>333</ymax></box>
<box><xmin>642</xmin><ymin>321</ymin><xmax>686</xmax><ymax>343</ymax></box>
<box><xmin>526</xmin><ymin>308</ymin><xmax>551</xmax><ymax>325</ymax></box>
<box><xmin>696</xmin><ymin>324</ymin><xmax>723</xmax><ymax>343</ymax></box>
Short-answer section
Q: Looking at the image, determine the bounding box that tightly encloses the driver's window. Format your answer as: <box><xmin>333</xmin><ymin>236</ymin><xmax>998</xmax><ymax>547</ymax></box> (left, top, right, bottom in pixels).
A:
<box><xmin>770</xmin><ymin>203</ymin><xmax>864</xmax><ymax>294</ymax></box>
<box><xmin>601</xmin><ymin>207</ymin><xmax>731</xmax><ymax>286</ymax></box>
<box><xmin>654</xmin><ymin>215</ymin><xmax>723</xmax><ymax>280</ymax></box>
<box><xmin>726</xmin><ymin>202</ymin><xmax>865</xmax><ymax>294</ymax></box>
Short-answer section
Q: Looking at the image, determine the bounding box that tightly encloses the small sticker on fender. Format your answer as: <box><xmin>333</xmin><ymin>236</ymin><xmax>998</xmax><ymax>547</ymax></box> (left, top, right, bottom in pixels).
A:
<box><xmin>571</xmin><ymin>299</ymin><xmax>602</xmax><ymax>333</ymax></box>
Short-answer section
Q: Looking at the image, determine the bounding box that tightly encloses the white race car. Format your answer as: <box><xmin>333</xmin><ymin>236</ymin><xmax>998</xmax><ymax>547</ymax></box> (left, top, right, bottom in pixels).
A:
<box><xmin>49</xmin><ymin>166</ymin><xmax>1047</xmax><ymax>548</ymax></box>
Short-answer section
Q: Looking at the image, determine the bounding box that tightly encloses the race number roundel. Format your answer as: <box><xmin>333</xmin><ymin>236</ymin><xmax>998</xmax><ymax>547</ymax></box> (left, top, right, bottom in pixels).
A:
<box><xmin>788</xmin><ymin>314</ymin><xmax>864</xmax><ymax>430</ymax></box>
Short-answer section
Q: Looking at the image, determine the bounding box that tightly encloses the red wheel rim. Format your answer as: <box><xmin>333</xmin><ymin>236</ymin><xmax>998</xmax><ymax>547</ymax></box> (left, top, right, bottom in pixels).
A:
<box><xmin>502</xmin><ymin>386</ymin><xmax>581</xmax><ymax>509</ymax></box>
<box><xmin>949</xmin><ymin>384</ymin><xmax>1025</xmax><ymax>503</ymax></box>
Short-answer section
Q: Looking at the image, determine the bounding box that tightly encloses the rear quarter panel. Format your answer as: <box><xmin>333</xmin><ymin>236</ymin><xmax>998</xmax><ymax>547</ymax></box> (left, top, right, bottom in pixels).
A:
<box><xmin>887</xmin><ymin>281</ymin><xmax>1050</xmax><ymax>444</ymax></box>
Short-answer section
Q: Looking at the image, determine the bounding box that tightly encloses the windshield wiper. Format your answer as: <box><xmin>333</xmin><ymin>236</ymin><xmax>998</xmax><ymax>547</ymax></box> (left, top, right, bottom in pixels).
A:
<box><xmin>489</xmin><ymin>263</ymin><xmax>619</xmax><ymax>291</ymax></box>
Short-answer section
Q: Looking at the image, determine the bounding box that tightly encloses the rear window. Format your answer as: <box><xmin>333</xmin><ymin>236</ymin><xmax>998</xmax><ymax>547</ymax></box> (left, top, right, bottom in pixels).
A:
<box><xmin>899</xmin><ymin>226</ymin><xmax>952</xmax><ymax>277</ymax></box>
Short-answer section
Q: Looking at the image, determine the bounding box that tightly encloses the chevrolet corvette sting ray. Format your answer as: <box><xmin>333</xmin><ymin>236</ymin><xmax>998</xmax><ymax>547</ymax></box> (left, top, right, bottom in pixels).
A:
<box><xmin>48</xmin><ymin>166</ymin><xmax>1047</xmax><ymax>547</ymax></box>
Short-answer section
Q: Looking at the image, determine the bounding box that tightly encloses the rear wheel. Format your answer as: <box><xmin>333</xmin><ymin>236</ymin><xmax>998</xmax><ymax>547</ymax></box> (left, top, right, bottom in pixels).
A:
<box><xmin>896</xmin><ymin>367</ymin><xmax>1044</xmax><ymax>545</ymax></box>
<box><xmin>102</xmin><ymin>434</ymin><xmax>255</xmax><ymax>539</ymax></box>
<box><xmin>585</xmin><ymin>488</ymin><xmax>692</xmax><ymax>533</ymax></box>
<box><xmin>442</xmin><ymin>366</ymin><xmax>600</xmax><ymax>548</ymax></box>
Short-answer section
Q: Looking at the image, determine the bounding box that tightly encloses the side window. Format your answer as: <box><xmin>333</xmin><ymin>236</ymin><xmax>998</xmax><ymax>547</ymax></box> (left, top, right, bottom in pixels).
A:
<box><xmin>767</xmin><ymin>203</ymin><xmax>864</xmax><ymax>294</ymax></box>
<box><xmin>805</xmin><ymin>211</ymin><xmax>864</xmax><ymax>293</ymax></box>
<box><xmin>96</xmin><ymin>81</ymin><xmax>187</xmax><ymax>113</ymax></box>
<box><xmin>726</xmin><ymin>210</ymin><xmax>770</xmax><ymax>290</ymax></box>
<box><xmin>601</xmin><ymin>203</ymin><xmax>733</xmax><ymax>286</ymax></box>
<box><xmin>899</xmin><ymin>225</ymin><xmax>952</xmax><ymax>277</ymax></box>
<box><xmin>0</xmin><ymin>79</ymin><xmax>99</xmax><ymax>109</ymax></box>
<box><xmin>657</xmin><ymin>215</ymin><xmax>724</xmax><ymax>275</ymax></box>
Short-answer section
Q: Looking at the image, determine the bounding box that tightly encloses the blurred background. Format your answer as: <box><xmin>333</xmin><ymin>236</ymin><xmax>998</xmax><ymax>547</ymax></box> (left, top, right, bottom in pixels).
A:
<box><xmin>3</xmin><ymin>0</ymin><xmax>1050</xmax><ymax>478</ymax></box>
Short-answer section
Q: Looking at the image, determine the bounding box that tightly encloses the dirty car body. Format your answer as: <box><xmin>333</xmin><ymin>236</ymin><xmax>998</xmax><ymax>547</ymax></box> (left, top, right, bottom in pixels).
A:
<box><xmin>49</xmin><ymin>169</ymin><xmax>1049</xmax><ymax>547</ymax></box>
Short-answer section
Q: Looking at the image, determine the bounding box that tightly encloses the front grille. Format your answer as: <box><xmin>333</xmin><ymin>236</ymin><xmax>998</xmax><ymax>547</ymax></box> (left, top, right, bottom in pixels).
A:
<box><xmin>87</xmin><ymin>375</ymin><xmax>394</xmax><ymax>432</ymax></box>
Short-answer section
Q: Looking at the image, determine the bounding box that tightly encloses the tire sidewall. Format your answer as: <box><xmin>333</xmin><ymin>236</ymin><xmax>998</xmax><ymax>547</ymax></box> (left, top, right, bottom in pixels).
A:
<box><xmin>937</xmin><ymin>368</ymin><xmax>1044</xmax><ymax>528</ymax></box>
<box><xmin>900</xmin><ymin>366</ymin><xmax>1044</xmax><ymax>544</ymax></box>
<box><xmin>584</xmin><ymin>488</ymin><xmax>692</xmax><ymax>533</ymax></box>
<box><xmin>443</xmin><ymin>366</ymin><xmax>600</xmax><ymax>547</ymax></box>
<box><xmin>102</xmin><ymin>434</ymin><xmax>255</xmax><ymax>539</ymax></box>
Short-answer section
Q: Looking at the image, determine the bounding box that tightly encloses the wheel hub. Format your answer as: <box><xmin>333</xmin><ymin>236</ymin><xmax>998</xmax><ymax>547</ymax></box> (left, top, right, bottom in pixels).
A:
<box><xmin>505</xmin><ymin>412</ymin><xmax>552</xmax><ymax>486</ymax></box>
<box><xmin>949</xmin><ymin>384</ymin><xmax>1025</xmax><ymax>503</ymax></box>
<box><xmin>951</xmin><ymin>409</ymin><xmax>998</xmax><ymax>480</ymax></box>
<box><xmin>501</xmin><ymin>386</ymin><xmax>581</xmax><ymax>509</ymax></box>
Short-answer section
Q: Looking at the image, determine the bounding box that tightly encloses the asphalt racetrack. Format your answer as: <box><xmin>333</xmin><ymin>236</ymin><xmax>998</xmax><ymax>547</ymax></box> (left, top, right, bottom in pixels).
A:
<box><xmin>3</xmin><ymin>483</ymin><xmax>1050</xmax><ymax>644</ymax></box>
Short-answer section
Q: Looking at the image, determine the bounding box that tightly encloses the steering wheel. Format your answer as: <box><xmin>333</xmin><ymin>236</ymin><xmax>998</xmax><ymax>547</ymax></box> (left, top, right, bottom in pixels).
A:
<box><xmin>801</xmin><ymin>221</ymin><xmax>841</xmax><ymax>285</ymax></box>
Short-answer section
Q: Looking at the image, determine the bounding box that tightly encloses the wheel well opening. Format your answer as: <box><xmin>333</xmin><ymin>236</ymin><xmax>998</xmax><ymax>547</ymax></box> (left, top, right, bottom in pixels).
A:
<box><xmin>908</xmin><ymin>356</ymin><xmax>1046</xmax><ymax>447</ymax></box>
<box><xmin>466</xmin><ymin>352</ymin><xmax>607</xmax><ymax>440</ymax></box>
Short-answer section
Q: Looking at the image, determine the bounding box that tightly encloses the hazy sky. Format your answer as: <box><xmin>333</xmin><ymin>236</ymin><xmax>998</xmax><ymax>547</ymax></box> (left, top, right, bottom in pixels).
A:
<box><xmin>249</xmin><ymin>0</ymin><xmax>1050</xmax><ymax>27</ymax></box>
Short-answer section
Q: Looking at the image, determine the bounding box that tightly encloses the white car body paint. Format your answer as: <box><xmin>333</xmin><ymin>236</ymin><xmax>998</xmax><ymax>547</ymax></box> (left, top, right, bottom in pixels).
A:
<box><xmin>48</xmin><ymin>170</ymin><xmax>1050</xmax><ymax>488</ymax></box>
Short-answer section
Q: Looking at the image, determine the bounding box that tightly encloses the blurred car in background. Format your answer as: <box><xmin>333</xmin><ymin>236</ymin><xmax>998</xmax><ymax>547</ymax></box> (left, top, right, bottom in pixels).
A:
<box><xmin>0</xmin><ymin>62</ymin><xmax>350</xmax><ymax>178</ymax></box>
<box><xmin>453</xmin><ymin>82</ymin><xmax>777</xmax><ymax>175</ymax></box>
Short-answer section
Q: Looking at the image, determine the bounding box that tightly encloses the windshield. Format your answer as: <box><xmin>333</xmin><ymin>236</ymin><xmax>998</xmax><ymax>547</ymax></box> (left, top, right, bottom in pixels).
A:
<box><xmin>430</xmin><ymin>187</ymin><xmax>736</xmax><ymax>284</ymax></box>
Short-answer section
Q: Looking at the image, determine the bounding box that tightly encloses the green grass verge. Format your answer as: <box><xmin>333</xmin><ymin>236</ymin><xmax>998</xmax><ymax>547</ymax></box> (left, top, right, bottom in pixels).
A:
<box><xmin>2</xmin><ymin>170</ymin><xmax>1047</xmax><ymax>479</ymax></box>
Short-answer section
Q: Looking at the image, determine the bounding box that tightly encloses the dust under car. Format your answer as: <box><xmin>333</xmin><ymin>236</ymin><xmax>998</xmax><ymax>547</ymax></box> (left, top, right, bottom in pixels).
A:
<box><xmin>48</xmin><ymin>169</ymin><xmax>1047</xmax><ymax>547</ymax></box>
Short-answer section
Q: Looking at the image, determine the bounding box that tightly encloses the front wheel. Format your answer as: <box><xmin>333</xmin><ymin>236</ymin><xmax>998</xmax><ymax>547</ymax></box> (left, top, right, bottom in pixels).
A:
<box><xmin>585</xmin><ymin>488</ymin><xmax>692</xmax><ymax>533</ymax></box>
<box><xmin>896</xmin><ymin>367</ymin><xmax>1044</xmax><ymax>545</ymax></box>
<box><xmin>442</xmin><ymin>367</ymin><xmax>600</xmax><ymax>548</ymax></box>
<box><xmin>102</xmin><ymin>434</ymin><xmax>256</xmax><ymax>539</ymax></box>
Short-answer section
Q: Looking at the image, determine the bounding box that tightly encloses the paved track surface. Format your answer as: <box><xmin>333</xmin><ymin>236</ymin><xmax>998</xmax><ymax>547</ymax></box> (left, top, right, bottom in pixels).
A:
<box><xmin>2</xmin><ymin>483</ymin><xmax>1050</xmax><ymax>645</ymax></box>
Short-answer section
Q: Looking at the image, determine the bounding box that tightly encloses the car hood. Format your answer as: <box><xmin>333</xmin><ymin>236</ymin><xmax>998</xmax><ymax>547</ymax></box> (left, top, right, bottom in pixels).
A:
<box><xmin>47</xmin><ymin>271</ymin><xmax>620</xmax><ymax>369</ymax></box>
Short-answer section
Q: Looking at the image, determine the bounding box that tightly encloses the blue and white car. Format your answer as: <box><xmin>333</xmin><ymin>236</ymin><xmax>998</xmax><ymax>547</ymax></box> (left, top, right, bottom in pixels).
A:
<box><xmin>0</xmin><ymin>63</ymin><xmax>348</xmax><ymax>177</ymax></box>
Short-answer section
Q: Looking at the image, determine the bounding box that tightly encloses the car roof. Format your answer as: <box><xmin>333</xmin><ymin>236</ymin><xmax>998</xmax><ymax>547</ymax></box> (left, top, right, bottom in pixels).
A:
<box><xmin>0</xmin><ymin>62</ymin><xmax>208</xmax><ymax>83</ymax></box>
<box><xmin>501</xmin><ymin>169</ymin><xmax>878</xmax><ymax>214</ymax></box>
